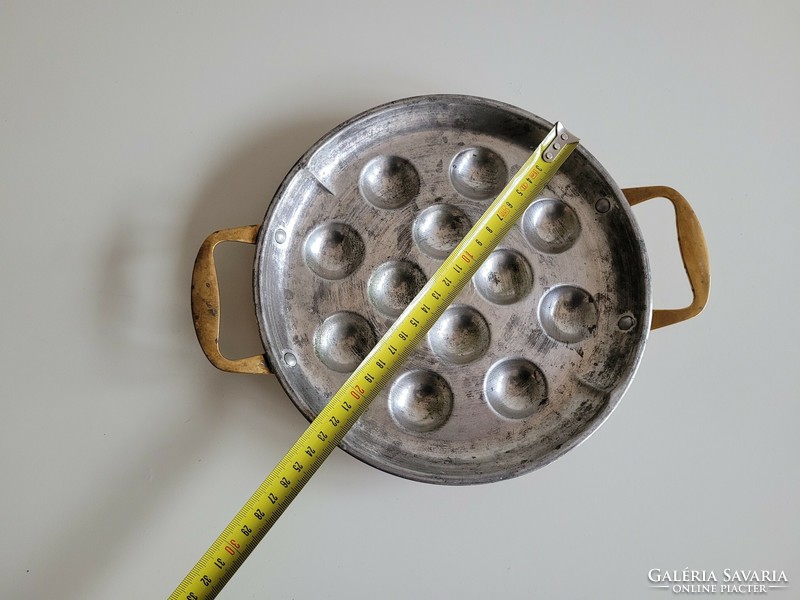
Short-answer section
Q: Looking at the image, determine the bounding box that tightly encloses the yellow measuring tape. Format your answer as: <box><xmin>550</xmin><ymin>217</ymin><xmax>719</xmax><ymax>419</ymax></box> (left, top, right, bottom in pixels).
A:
<box><xmin>170</xmin><ymin>122</ymin><xmax>579</xmax><ymax>600</ymax></box>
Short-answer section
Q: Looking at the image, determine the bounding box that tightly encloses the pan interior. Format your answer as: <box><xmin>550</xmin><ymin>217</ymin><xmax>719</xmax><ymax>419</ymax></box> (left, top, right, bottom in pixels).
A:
<box><xmin>255</xmin><ymin>95</ymin><xmax>650</xmax><ymax>485</ymax></box>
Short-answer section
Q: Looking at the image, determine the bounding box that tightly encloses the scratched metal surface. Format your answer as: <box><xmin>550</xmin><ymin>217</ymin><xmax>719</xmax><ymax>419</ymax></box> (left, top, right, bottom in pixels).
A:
<box><xmin>254</xmin><ymin>95</ymin><xmax>651</xmax><ymax>484</ymax></box>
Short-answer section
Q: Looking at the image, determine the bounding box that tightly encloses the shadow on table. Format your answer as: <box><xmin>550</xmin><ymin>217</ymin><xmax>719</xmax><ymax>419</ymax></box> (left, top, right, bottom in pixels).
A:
<box><xmin>13</xmin><ymin>105</ymin><xmax>374</xmax><ymax>599</ymax></box>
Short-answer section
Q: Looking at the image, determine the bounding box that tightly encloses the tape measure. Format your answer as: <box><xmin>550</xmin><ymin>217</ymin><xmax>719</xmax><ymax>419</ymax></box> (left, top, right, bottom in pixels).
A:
<box><xmin>169</xmin><ymin>121</ymin><xmax>579</xmax><ymax>600</ymax></box>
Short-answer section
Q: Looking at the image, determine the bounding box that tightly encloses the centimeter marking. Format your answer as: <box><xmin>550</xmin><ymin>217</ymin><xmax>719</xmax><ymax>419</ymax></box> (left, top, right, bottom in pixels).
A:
<box><xmin>170</xmin><ymin>122</ymin><xmax>579</xmax><ymax>600</ymax></box>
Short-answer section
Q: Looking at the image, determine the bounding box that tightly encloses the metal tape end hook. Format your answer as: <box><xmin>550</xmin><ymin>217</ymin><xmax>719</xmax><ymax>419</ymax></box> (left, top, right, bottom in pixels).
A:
<box><xmin>543</xmin><ymin>122</ymin><xmax>580</xmax><ymax>162</ymax></box>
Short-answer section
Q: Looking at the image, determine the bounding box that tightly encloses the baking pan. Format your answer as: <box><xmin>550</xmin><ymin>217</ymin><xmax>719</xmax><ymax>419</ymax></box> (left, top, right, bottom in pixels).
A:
<box><xmin>191</xmin><ymin>95</ymin><xmax>710</xmax><ymax>484</ymax></box>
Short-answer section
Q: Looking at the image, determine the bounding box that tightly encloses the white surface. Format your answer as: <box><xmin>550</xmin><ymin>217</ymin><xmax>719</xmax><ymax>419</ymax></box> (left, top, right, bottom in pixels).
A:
<box><xmin>2</xmin><ymin>2</ymin><xmax>798</xmax><ymax>598</ymax></box>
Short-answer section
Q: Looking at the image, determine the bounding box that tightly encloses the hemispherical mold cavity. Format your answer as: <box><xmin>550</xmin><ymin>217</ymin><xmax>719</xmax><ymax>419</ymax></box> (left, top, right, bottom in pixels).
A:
<box><xmin>314</xmin><ymin>312</ymin><xmax>376</xmax><ymax>373</ymax></box>
<box><xmin>428</xmin><ymin>305</ymin><xmax>490</xmax><ymax>365</ymax></box>
<box><xmin>412</xmin><ymin>204</ymin><xmax>472</xmax><ymax>259</ymax></box>
<box><xmin>368</xmin><ymin>261</ymin><xmax>427</xmax><ymax>318</ymax></box>
<box><xmin>388</xmin><ymin>370</ymin><xmax>454</xmax><ymax>433</ymax></box>
<box><xmin>539</xmin><ymin>285</ymin><xmax>598</xmax><ymax>343</ymax></box>
<box><xmin>484</xmin><ymin>358</ymin><xmax>548</xmax><ymax>419</ymax></box>
<box><xmin>522</xmin><ymin>197</ymin><xmax>581</xmax><ymax>254</ymax></box>
<box><xmin>449</xmin><ymin>147</ymin><xmax>508</xmax><ymax>200</ymax></box>
<box><xmin>359</xmin><ymin>155</ymin><xmax>420</xmax><ymax>209</ymax></box>
<box><xmin>473</xmin><ymin>249</ymin><xmax>533</xmax><ymax>305</ymax></box>
<box><xmin>303</xmin><ymin>222</ymin><xmax>365</xmax><ymax>280</ymax></box>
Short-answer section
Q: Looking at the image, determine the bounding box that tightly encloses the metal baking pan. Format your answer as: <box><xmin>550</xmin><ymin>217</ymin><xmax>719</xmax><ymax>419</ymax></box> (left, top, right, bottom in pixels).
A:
<box><xmin>191</xmin><ymin>95</ymin><xmax>710</xmax><ymax>484</ymax></box>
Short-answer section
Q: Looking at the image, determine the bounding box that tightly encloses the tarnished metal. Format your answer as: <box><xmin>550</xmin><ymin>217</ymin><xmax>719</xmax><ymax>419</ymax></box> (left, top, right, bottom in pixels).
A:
<box><xmin>255</xmin><ymin>94</ymin><xmax>654</xmax><ymax>485</ymax></box>
<box><xmin>191</xmin><ymin>95</ymin><xmax>710</xmax><ymax>484</ymax></box>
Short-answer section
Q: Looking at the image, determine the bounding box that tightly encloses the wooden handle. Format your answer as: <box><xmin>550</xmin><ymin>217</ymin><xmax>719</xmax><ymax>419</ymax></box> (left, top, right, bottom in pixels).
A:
<box><xmin>191</xmin><ymin>225</ymin><xmax>270</xmax><ymax>375</ymax></box>
<box><xmin>624</xmin><ymin>186</ymin><xmax>711</xmax><ymax>330</ymax></box>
